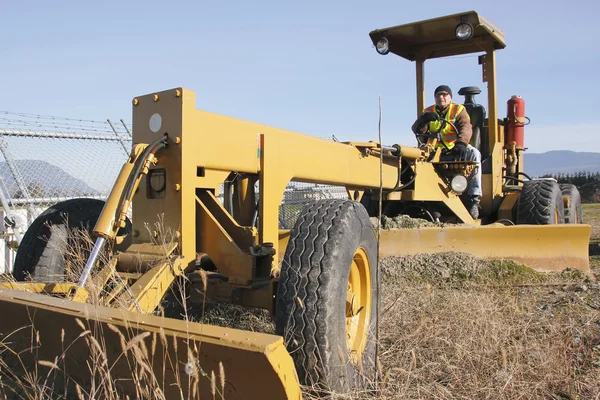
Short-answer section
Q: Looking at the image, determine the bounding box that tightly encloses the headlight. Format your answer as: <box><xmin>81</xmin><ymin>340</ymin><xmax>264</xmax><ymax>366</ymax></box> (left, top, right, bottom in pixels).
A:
<box><xmin>450</xmin><ymin>175</ymin><xmax>468</xmax><ymax>193</ymax></box>
<box><xmin>376</xmin><ymin>37</ymin><xmax>390</xmax><ymax>55</ymax></box>
<box><xmin>455</xmin><ymin>23</ymin><xmax>473</xmax><ymax>41</ymax></box>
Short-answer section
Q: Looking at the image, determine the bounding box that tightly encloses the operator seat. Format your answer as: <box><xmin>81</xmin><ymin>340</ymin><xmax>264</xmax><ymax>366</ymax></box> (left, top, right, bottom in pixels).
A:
<box><xmin>458</xmin><ymin>86</ymin><xmax>490</xmax><ymax>163</ymax></box>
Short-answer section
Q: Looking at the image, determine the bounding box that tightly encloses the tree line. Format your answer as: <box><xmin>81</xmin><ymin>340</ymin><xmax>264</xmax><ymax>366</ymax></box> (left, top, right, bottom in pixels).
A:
<box><xmin>540</xmin><ymin>171</ymin><xmax>600</xmax><ymax>203</ymax></box>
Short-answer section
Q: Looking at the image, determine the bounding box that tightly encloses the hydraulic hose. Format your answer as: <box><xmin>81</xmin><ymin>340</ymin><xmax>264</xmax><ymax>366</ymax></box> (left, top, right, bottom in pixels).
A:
<box><xmin>392</xmin><ymin>174</ymin><xmax>416</xmax><ymax>192</ymax></box>
<box><xmin>122</xmin><ymin>134</ymin><xmax>169</xmax><ymax>203</ymax></box>
<box><xmin>77</xmin><ymin>134</ymin><xmax>168</xmax><ymax>289</ymax></box>
<box><xmin>515</xmin><ymin>171</ymin><xmax>532</xmax><ymax>180</ymax></box>
<box><xmin>503</xmin><ymin>175</ymin><xmax>527</xmax><ymax>184</ymax></box>
<box><xmin>382</xmin><ymin>144</ymin><xmax>414</xmax><ymax>193</ymax></box>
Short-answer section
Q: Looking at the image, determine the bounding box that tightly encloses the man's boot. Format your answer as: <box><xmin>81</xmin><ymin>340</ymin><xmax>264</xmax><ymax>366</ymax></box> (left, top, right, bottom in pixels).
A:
<box><xmin>467</xmin><ymin>195</ymin><xmax>480</xmax><ymax>219</ymax></box>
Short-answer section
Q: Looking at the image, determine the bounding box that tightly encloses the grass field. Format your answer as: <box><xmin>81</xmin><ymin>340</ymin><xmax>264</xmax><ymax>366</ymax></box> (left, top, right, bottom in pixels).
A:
<box><xmin>365</xmin><ymin>204</ymin><xmax>600</xmax><ymax>399</ymax></box>
<box><xmin>1</xmin><ymin>206</ymin><xmax>599</xmax><ymax>399</ymax></box>
<box><xmin>207</xmin><ymin>205</ymin><xmax>600</xmax><ymax>399</ymax></box>
<box><xmin>585</xmin><ymin>203</ymin><xmax>600</xmax><ymax>276</ymax></box>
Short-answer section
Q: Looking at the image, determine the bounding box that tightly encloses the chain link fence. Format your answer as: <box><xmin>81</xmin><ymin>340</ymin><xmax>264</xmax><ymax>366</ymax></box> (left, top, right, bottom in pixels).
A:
<box><xmin>278</xmin><ymin>183</ymin><xmax>349</xmax><ymax>228</ymax></box>
<box><xmin>0</xmin><ymin>112</ymin><xmax>132</xmax><ymax>273</ymax></box>
<box><xmin>0</xmin><ymin>111</ymin><xmax>349</xmax><ymax>273</ymax></box>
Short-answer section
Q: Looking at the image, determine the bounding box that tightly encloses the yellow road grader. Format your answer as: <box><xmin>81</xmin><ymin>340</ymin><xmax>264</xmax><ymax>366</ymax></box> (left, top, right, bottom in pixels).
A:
<box><xmin>0</xmin><ymin>11</ymin><xmax>591</xmax><ymax>399</ymax></box>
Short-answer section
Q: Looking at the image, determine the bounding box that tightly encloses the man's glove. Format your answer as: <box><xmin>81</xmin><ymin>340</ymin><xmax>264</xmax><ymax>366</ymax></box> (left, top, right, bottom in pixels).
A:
<box><xmin>420</xmin><ymin>111</ymin><xmax>438</xmax><ymax>123</ymax></box>
<box><xmin>413</xmin><ymin>111</ymin><xmax>439</xmax><ymax>134</ymax></box>
<box><xmin>451</xmin><ymin>141</ymin><xmax>468</xmax><ymax>161</ymax></box>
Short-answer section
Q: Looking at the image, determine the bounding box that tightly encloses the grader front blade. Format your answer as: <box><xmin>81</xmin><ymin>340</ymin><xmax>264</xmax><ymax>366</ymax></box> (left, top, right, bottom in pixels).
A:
<box><xmin>379</xmin><ymin>224</ymin><xmax>591</xmax><ymax>273</ymax></box>
<box><xmin>0</xmin><ymin>287</ymin><xmax>301</xmax><ymax>399</ymax></box>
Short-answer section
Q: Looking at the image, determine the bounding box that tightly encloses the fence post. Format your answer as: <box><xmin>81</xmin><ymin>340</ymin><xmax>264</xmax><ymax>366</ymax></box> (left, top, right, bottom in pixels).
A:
<box><xmin>0</xmin><ymin>181</ymin><xmax>24</xmax><ymax>245</ymax></box>
<box><xmin>120</xmin><ymin>119</ymin><xmax>132</xmax><ymax>137</ymax></box>
<box><xmin>0</xmin><ymin>138</ymin><xmax>37</xmax><ymax>223</ymax></box>
<box><xmin>107</xmin><ymin>119</ymin><xmax>131</xmax><ymax>156</ymax></box>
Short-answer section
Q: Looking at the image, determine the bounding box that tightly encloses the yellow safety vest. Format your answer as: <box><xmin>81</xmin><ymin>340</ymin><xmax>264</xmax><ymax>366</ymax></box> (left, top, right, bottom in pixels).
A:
<box><xmin>424</xmin><ymin>102</ymin><xmax>467</xmax><ymax>149</ymax></box>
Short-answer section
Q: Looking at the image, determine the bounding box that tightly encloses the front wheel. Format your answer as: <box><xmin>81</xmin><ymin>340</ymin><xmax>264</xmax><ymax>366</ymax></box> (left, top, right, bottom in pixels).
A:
<box><xmin>14</xmin><ymin>198</ymin><xmax>106</xmax><ymax>281</ymax></box>
<box><xmin>13</xmin><ymin>198</ymin><xmax>130</xmax><ymax>281</ymax></box>
<box><xmin>276</xmin><ymin>199</ymin><xmax>378</xmax><ymax>393</ymax></box>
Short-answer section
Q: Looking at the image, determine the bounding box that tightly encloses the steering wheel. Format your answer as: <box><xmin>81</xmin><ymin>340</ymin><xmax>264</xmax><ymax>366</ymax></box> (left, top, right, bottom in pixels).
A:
<box><xmin>416</xmin><ymin>117</ymin><xmax>458</xmax><ymax>152</ymax></box>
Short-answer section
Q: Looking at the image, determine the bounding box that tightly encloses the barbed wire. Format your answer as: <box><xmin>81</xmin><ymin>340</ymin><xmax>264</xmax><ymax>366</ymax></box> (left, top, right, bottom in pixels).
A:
<box><xmin>0</xmin><ymin>111</ymin><xmax>131</xmax><ymax>136</ymax></box>
<box><xmin>0</xmin><ymin>111</ymin><xmax>128</xmax><ymax>125</ymax></box>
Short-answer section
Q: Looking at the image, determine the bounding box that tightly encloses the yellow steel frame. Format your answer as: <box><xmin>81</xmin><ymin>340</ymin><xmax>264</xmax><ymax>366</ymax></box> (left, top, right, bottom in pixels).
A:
<box><xmin>2</xmin><ymin>16</ymin><xmax>589</xmax><ymax>324</ymax></box>
<box><xmin>120</xmin><ymin>87</ymin><xmax>472</xmax><ymax>293</ymax></box>
<box><xmin>28</xmin><ymin>84</ymin><xmax>580</xmax><ymax>316</ymax></box>
<box><xmin>0</xmin><ymin>86</ymin><xmax>473</xmax><ymax>311</ymax></box>
<box><xmin>1</xmin><ymin>13</ymin><xmax>590</xmax><ymax>399</ymax></box>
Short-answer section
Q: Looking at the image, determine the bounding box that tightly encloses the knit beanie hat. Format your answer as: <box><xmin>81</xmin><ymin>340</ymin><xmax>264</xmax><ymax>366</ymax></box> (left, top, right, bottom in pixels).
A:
<box><xmin>434</xmin><ymin>85</ymin><xmax>452</xmax><ymax>97</ymax></box>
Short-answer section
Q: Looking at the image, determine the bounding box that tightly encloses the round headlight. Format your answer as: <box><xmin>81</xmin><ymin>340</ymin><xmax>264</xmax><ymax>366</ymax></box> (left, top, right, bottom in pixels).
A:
<box><xmin>455</xmin><ymin>23</ymin><xmax>473</xmax><ymax>41</ymax></box>
<box><xmin>450</xmin><ymin>175</ymin><xmax>468</xmax><ymax>193</ymax></box>
<box><xmin>376</xmin><ymin>37</ymin><xmax>390</xmax><ymax>55</ymax></box>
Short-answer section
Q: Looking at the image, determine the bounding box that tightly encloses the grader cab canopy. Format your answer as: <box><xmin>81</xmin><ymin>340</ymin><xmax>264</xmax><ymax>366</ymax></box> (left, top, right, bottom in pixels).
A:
<box><xmin>0</xmin><ymin>10</ymin><xmax>591</xmax><ymax>399</ymax></box>
<box><xmin>369</xmin><ymin>11</ymin><xmax>505</xmax><ymax>119</ymax></box>
<box><xmin>368</xmin><ymin>11</ymin><xmax>505</xmax><ymax>61</ymax></box>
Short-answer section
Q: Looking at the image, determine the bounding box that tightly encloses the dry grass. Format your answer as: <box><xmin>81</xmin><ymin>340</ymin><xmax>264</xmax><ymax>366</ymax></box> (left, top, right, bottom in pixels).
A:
<box><xmin>301</xmin><ymin>204</ymin><xmax>600</xmax><ymax>399</ymax></box>
<box><xmin>217</xmin><ymin>206</ymin><xmax>600</xmax><ymax>399</ymax></box>
<box><xmin>0</xmin><ymin>219</ymin><xmax>225</xmax><ymax>400</ymax></box>
<box><xmin>296</xmin><ymin>255</ymin><xmax>600</xmax><ymax>399</ymax></box>
<box><xmin>585</xmin><ymin>203</ymin><xmax>600</xmax><ymax>277</ymax></box>
<box><xmin>1</xmin><ymin>207</ymin><xmax>600</xmax><ymax>399</ymax></box>
<box><xmin>585</xmin><ymin>203</ymin><xmax>600</xmax><ymax>240</ymax></box>
<box><xmin>374</xmin><ymin>266</ymin><xmax>600</xmax><ymax>399</ymax></box>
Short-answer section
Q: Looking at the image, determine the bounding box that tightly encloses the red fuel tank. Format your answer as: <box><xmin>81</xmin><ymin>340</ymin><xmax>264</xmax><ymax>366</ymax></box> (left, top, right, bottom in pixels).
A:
<box><xmin>506</xmin><ymin>95</ymin><xmax>526</xmax><ymax>148</ymax></box>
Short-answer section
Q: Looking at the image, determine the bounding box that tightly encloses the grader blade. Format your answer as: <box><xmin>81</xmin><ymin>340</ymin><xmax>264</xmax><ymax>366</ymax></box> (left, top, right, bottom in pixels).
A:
<box><xmin>0</xmin><ymin>287</ymin><xmax>301</xmax><ymax>400</ymax></box>
<box><xmin>379</xmin><ymin>224</ymin><xmax>591</xmax><ymax>273</ymax></box>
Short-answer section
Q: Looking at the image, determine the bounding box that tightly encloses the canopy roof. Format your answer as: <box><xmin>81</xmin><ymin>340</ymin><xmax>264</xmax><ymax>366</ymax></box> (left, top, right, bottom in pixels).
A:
<box><xmin>368</xmin><ymin>11</ymin><xmax>505</xmax><ymax>61</ymax></box>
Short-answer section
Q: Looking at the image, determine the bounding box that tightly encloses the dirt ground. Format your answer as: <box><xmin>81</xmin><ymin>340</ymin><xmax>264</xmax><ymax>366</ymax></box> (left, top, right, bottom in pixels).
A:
<box><xmin>374</xmin><ymin>205</ymin><xmax>600</xmax><ymax>399</ymax></box>
<box><xmin>2</xmin><ymin>206</ymin><xmax>599</xmax><ymax>399</ymax></box>
<box><xmin>202</xmin><ymin>205</ymin><xmax>600</xmax><ymax>399</ymax></box>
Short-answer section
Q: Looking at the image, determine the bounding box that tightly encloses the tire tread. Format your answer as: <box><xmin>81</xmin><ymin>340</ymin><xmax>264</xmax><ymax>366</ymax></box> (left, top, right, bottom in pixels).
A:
<box><xmin>13</xmin><ymin>198</ymin><xmax>105</xmax><ymax>281</ymax></box>
<box><xmin>516</xmin><ymin>180</ymin><xmax>565</xmax><ymax>224</ymax></box>
<box><xmin>276</xmin><ymin>199</ymin><xmax>377</xmax><ymax>392</ymax></box>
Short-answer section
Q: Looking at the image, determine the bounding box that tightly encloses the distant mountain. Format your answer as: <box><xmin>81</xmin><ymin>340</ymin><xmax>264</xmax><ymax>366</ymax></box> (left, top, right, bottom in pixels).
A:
<box><xmin>524</xmin><ymin>151</ymin><xmax>600</xmax><ymax>177</ymax></box>
<box><xmin>0</xmin><ymin>160</ymin><xmax>100</xmax><ymax>199</ymax></box>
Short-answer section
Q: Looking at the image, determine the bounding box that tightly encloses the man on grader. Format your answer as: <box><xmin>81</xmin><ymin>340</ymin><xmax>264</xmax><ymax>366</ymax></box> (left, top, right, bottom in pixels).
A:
<box><xmin>0</xmin><ymin>10</ymin><xmax>592</xmax><ymax>400</ymax></box>
<box><xmin>412</xmin><ymin>84</ymin><xmax>483</xmax><ymax>219</ymax></box>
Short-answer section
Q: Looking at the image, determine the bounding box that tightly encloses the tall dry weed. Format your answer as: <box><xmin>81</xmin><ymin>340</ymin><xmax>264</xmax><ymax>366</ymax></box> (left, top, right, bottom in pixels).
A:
<box><xmin>0</xmin><ymin>215</ymin><xmax>227</xmax><ymax>400</ymax></box>
<box><xmin>1</xmin><ymin>211</ymin><xmax>599</xmax><ymax>399</ymax></box>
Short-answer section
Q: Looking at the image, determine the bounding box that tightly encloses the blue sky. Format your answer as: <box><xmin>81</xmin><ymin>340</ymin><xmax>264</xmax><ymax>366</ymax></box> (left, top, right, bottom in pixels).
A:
<box><xmin>1</xmin><ymin>0</ymin><xmax>599</xmax><ymax>153</ymax></box>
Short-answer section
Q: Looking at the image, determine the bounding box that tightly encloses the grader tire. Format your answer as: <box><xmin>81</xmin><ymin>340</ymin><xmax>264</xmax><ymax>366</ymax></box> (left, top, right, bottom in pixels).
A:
<box><xmin>516</xmin><ymin>180</ymin><xmax>565</xmax><ymax>225</ymax></box>
<box><xmin>559</xmin><ymin>183</ymin><xmax>583</xmax><ymax>224</ymax></box>
<box><xmin>14</xmin><ymin>198</ymin><xmax>106</xmax><ymax>281</ymax></box>
<box><xmin>276</xmin><ymin>199</ymin><xmax>378</xmax><ymax>393</ymax></box>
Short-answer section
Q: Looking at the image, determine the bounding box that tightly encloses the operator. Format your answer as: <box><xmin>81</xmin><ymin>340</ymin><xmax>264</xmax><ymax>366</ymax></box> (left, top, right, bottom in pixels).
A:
<box><xmin>411</xmin><ymin>85</ymin><xmax>482</xmax><ymax>219</ymax></box>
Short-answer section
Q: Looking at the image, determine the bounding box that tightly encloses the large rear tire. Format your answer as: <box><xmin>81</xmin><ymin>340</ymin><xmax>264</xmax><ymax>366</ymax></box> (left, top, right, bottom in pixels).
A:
<box><xmin>14</xmin><ymin>198</ymin><xmax>108</xmax><ymax>281</ymax></box>
<box><xmin>516</xmin><ymin>180</ymin><xmax>565</xmax><ymax>225</ymax></box>
<box><xmin>276</xmin><ymin>199</ymin><xmax>378</xmax><ymax>393</ymax></box>
<box><xmin>559</xmin><ymin>183</ymin><xmax>583</xmax><ymax>224</ymax></box>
